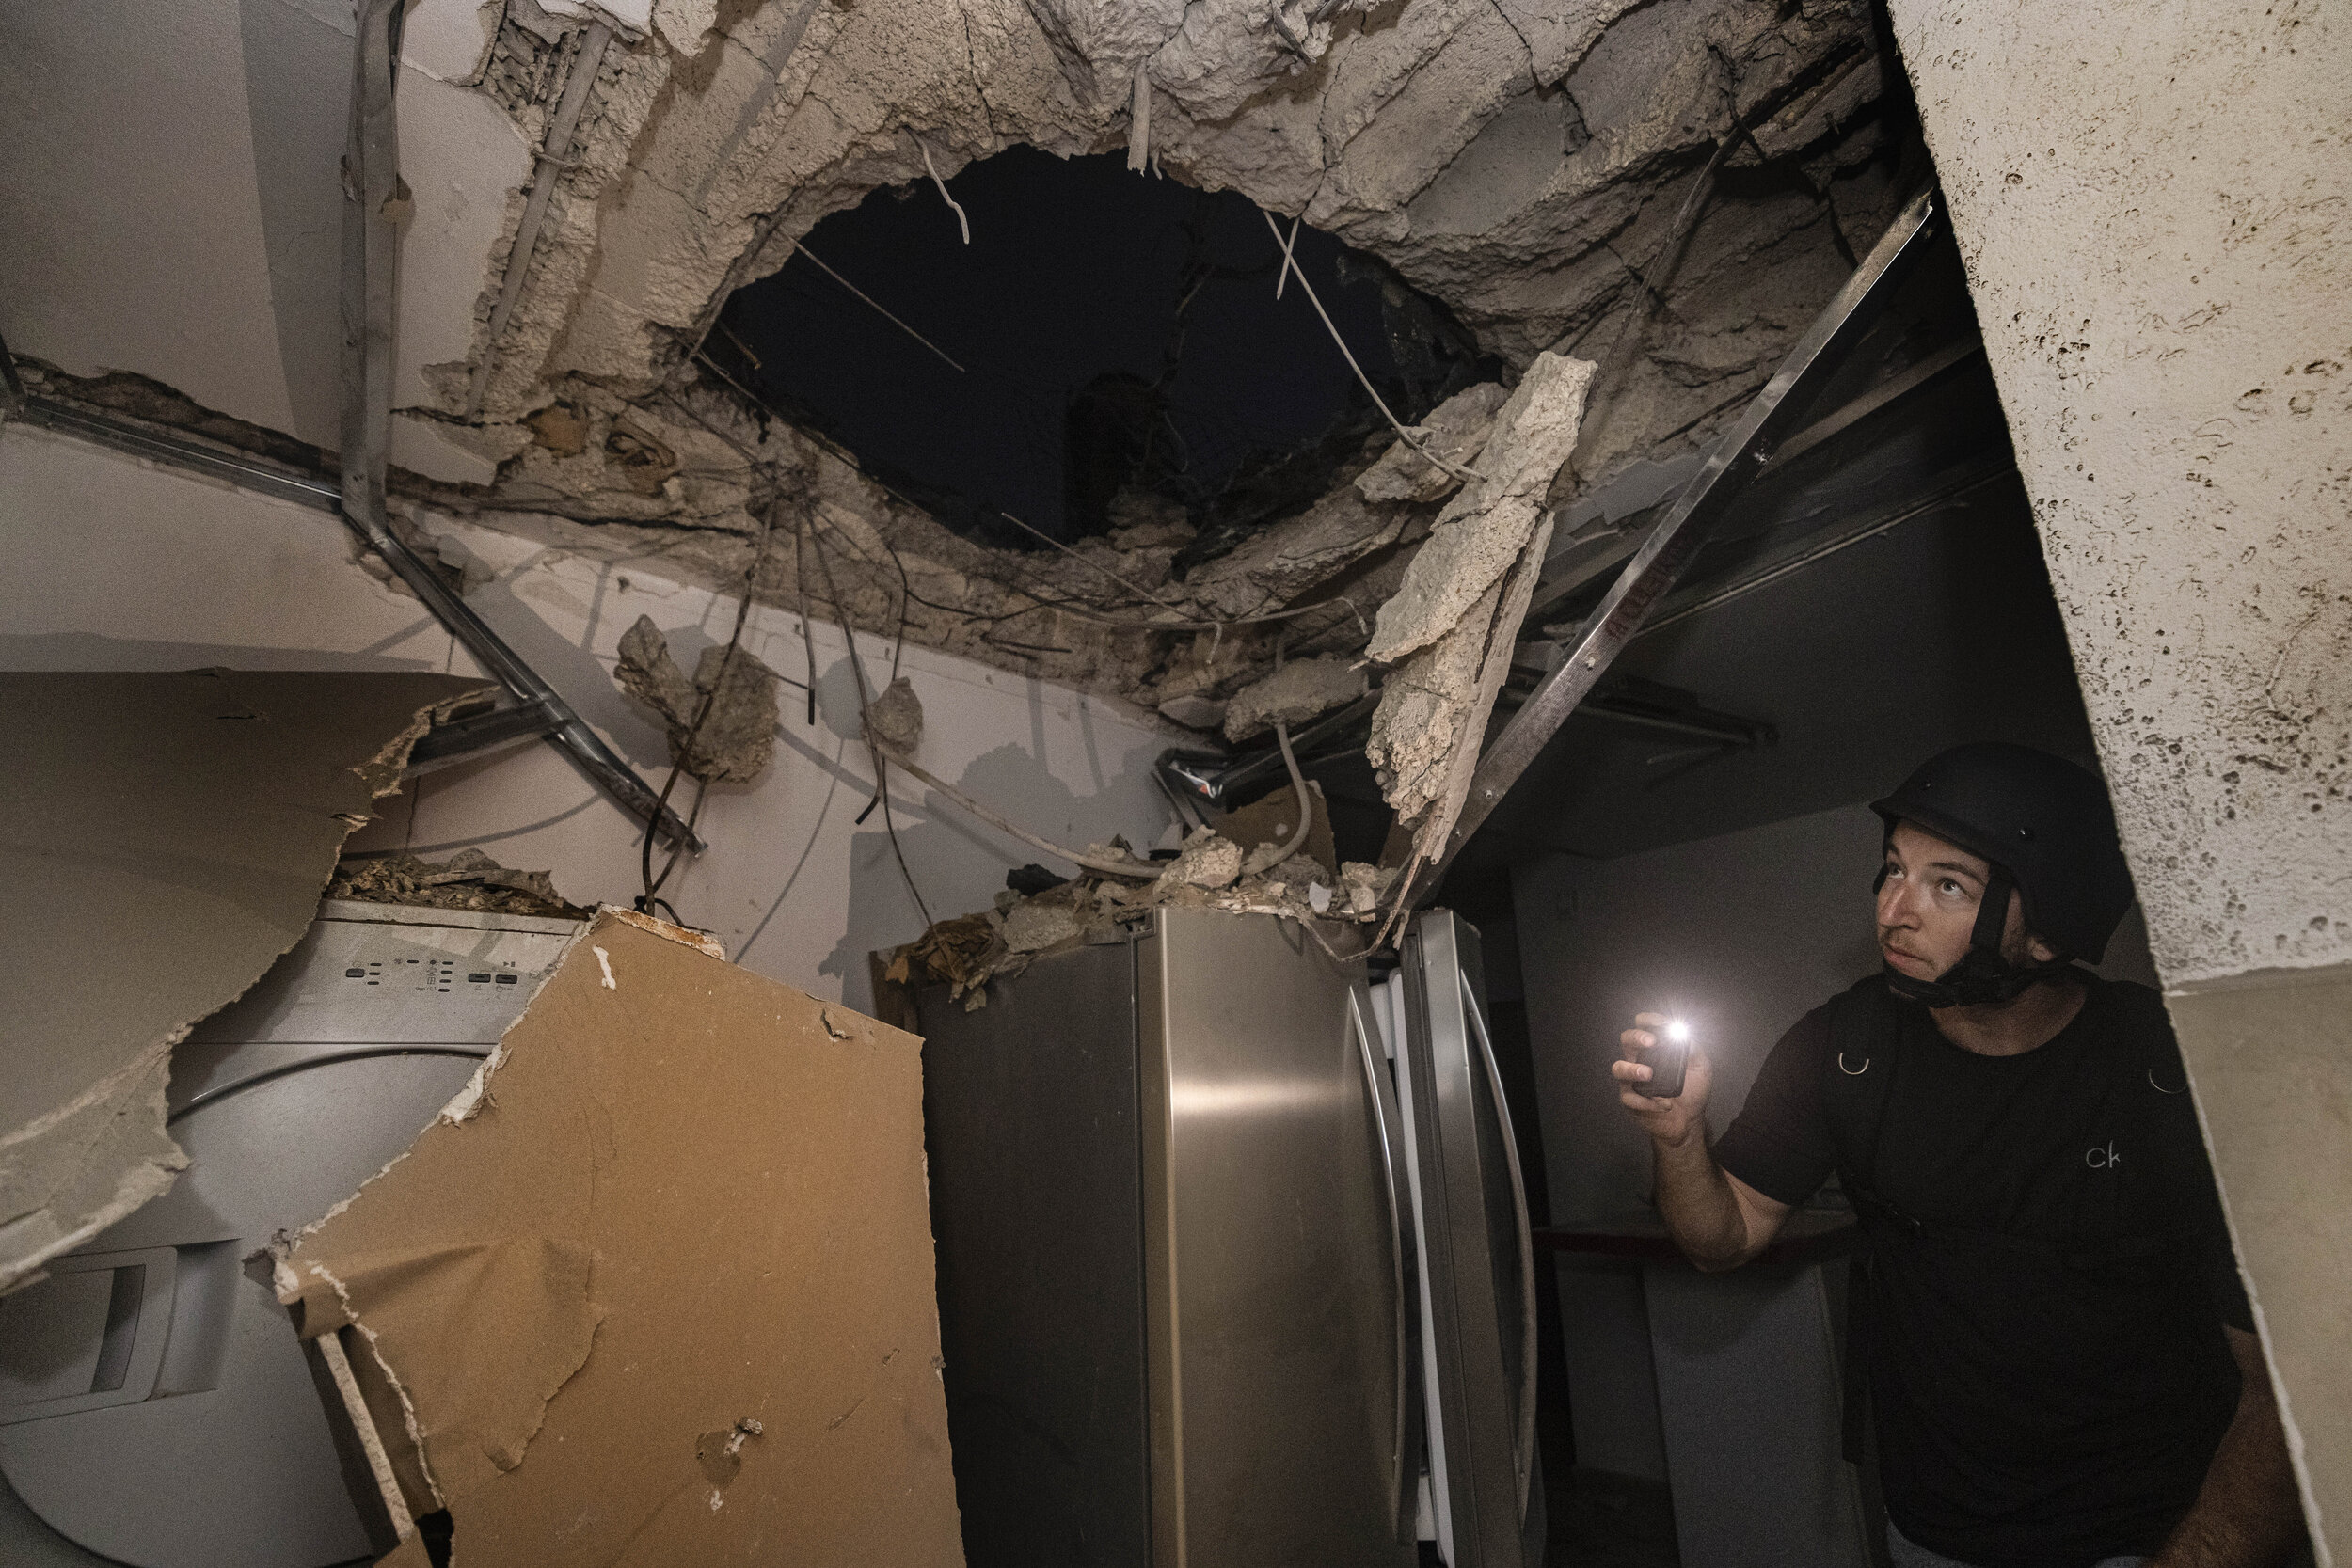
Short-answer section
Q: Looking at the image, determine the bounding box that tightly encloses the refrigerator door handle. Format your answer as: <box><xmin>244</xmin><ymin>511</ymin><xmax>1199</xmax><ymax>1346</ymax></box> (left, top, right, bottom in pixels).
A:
<box><xmin>1349</xmin><ymin>989</ymin><xmax>1415</xmax><ymax>1541</ymax></box>
<box><xmin>1459</xmin><ymin>972</ymin><xmax>1538</xmax><ymax>1525</ymax></box>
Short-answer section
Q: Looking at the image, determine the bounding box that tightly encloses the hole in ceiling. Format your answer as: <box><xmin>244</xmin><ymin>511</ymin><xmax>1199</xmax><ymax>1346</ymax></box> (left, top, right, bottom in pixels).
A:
<box><xmin>707</xmin><ymin>148</ymin><xmax>1501</xmax><ymax>557</ymax></box>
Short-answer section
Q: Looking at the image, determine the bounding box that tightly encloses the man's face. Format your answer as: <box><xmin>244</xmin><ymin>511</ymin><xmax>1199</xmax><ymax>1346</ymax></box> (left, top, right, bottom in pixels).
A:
<box><xmin>1876</xmin><ymin>820</ymin><xmax>2055</xmax><ymax>979</ymax></box>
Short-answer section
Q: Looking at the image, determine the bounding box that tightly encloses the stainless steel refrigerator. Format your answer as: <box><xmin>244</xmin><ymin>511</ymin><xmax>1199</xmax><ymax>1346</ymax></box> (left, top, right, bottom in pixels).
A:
<box><xmin>913</xmin><ymin>906</ymin><xmax>1542</xmax><ymax>1568</ymax></box>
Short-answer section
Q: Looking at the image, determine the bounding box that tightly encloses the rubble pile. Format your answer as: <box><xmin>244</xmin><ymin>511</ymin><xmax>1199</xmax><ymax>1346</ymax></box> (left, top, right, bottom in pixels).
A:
<box><xmin>327</xmin><ymin>847</ymin><xmax>592</xmax><ymax>920</ymax></box>
<box><xmin>884</xmin><ymin>799</ymin><xmax>1398</xmax><ymax>1009</ymax></box>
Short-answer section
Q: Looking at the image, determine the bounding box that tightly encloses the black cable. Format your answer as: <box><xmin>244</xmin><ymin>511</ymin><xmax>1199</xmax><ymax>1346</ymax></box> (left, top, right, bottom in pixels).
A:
<box><xmin>634</xmin><ymin>508</ymin><xmax>773</xmax><ymax>921</ymax></box>
<box><xmin>807</xmin><ymin>520</ymin><xmax>935</xmax><ymax>932</ymax></box>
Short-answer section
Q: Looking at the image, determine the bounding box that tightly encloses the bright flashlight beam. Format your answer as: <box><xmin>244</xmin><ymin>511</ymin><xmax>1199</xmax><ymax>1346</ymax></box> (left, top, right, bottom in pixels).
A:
<box><xmin>1664</xmin><ymin>1020</ymin><xmax>1691</xmax><ymax>1043</ymax></box>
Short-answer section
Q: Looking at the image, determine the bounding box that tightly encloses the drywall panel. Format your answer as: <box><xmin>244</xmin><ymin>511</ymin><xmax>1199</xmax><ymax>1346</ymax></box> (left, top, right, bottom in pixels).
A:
<box><xmin>2166</xmin><ymin>963</ymin><xmax>2352</xmax><ymax>1560</ymax></box>
<box><xmin>0</xmin><ymin>667</ymin><xmax>486</xmax><ymax>1294</ymax></box>
<box><xmin>0</xmin><ymin>424</ymin><xmax>1184</xmax><ymax>1012</ymax></box>
<box><xmin>275</xmin><ymin>909</ymin><xmax>964</xmax><ymax>1565</ymax></box>
<box><xmin>0</xmin><ymin>0</ymin><xmax>523</xmax><ymax>475</ymax></box>
<box><xmin>0</xmin><ymin>0</ymin><xmax>295</xmax><ymax>435</ymax></box>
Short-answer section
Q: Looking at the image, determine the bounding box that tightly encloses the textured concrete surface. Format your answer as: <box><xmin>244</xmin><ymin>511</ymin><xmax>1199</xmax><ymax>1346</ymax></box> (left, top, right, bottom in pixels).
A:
<box><xmin>1886</xmin><ymin>0</ymin><xmax>2349</xmax><ymax>987</ymax></box>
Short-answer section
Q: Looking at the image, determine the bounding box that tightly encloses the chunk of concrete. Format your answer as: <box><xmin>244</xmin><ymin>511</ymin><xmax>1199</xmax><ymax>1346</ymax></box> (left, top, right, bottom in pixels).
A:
<box><xmin>1355</xmin><ymin>381</ymin><xmax>1512</xmax><ymax>504</ymax></box>
<box><xmin>1155</xmin><ymin>828</ymin><xmax>1244</xmax><ymax>892</ymax></box>
<box><xmin>1366</xmin><ymin>354</ymin><xmax>1597</xmax><ymax>667</ymax></box>
<box><xmin>1223</xmin><ymin>656</ymin><xmax>1369</xmax><ymax>742</ymax></box>
<box><xmin>613</xmin><ymin>615</ymin><xmax>781</xmax><ymax>784</ymax></box>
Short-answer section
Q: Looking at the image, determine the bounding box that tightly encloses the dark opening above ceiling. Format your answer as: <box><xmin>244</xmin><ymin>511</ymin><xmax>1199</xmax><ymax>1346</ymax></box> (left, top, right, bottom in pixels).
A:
<box><xmin>712</xmin><ymin>148</ymin><xmax>1497</xmax><ymax>550</ymax></box>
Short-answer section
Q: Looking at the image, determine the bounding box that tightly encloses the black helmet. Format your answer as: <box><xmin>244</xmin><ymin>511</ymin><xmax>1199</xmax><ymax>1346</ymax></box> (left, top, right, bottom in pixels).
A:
<box><xmin>1872</xmin><ymin>742</ymin><xmax>2136</xmax><ymax>963</ymax></box>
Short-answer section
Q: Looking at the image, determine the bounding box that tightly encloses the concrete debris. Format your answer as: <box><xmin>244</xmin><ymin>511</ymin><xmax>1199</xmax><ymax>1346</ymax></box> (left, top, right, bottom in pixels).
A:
<box><xmin>24</xmin><ymin>0</ymin><xmax>1898</xmax><ymax>722</ymax></box>
<box><xmin>1341</xmin><ymin>861</ymin><xmax>1397</xmax><ymax>916</ymax></box>
<box><xmin>864</xmin><ymin>675</ymin><xmax>925</xmax><ymax>752</ymax></box>
<box><xmin>328</xmin><ymin>848</ymin><xmax>591</xmax><ymax>920</ymax></box>
<box><xmin>442</xmin><ymin>0</ymin><xmax>1884</xmax><ymax>502</ymax></box>
<box><xmin>1157</xmin><ymin>827</ymin><xmax>1245</xmax><ymax>892</ymax></box>
<box><xmin>1211</xmin><ymin>781</ymin><xmax>1336</xmax><ymax>879</ymax></box>
<box><xmin>1157</xmin><ymin>693</ymin><xmax>1229</xmax><ymax>731</ymax></box>
<box><xmin>886</xmin><ymin>842</ymin><xmax>1391</xmax><ymax>1006</ymax></box>
<box><xmin>1368</xmin><ymin>354</ymin><xmax>1597</xmax><ymax>667</ymax></box>
<box><xmin>612</xmin><ymin>614</ymin><xmax>780</xmax><ymax>784</ymax></box>
<box><xmin>1367</xmin><ymin>576</ymin><xmax>1505</xmax><ymax>826</ymax></box>
<box><xmin>1356</xmin><ymin>382</ymin><xmax>1512</xmax><ymax>505</ymax></box>
<box><xmin>1001</xmin><ymin>892</ymin><xmax>1085</xmax><ymax>954</ymax></box>
<box><xmin>1223</xmin><ymin>657</ymin><xmax>1368</xmax><ymax>743</ymax></box>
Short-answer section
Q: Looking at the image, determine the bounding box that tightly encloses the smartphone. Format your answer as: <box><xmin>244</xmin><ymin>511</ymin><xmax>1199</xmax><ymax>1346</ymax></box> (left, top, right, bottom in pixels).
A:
<box><xmin>1634</xmin><ymin>1020</ymin><xmax>1691</xmax><ymax>1099</ymax></box>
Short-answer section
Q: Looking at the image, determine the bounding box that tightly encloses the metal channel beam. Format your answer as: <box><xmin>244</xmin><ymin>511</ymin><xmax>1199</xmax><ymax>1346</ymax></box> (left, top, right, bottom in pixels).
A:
<box><xmin>329</xmin><ymin>3</ymin><xmax>702</xmax><ymax>852</ymax></box>
<box><xmin>1421</xmin><ymin>187</ymin><xmax>1940</xmax><ymax>891</ymax></box>
<box><xmin>5</xmin><ymin>391</ymin><xmax>701</xmax><ymax>849</ymax></box>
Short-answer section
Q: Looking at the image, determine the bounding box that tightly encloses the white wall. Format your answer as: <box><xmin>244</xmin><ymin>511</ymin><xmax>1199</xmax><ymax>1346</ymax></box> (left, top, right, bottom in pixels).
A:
<box><xmin>1884</xmin><ymin>1</ymin><xmax>2350</xmax><ymax>988</ymax></box>
<box><xmin>0</xmin><ymin>420</ymin><xmax>1184</xmax><ymax>1011</ymax></box>
<box><xmin>0</xmin><ymin>0</ymin><xmax>522</xmax><ymax>481</ymax></box>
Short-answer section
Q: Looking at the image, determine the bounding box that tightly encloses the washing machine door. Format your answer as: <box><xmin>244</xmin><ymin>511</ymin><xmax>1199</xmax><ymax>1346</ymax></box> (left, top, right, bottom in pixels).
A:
<box><xmin>0</xmin><ymin>1047</ymin><xmax>484</xmax><ymax>1568</ymax></box>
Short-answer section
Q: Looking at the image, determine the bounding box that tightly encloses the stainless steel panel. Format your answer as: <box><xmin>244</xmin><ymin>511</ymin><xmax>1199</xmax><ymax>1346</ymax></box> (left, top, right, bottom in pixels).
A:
<box><xmin>915</xmin><ymin>940</ymin><xmax>1151</xmax><ymax>1568</ymax></box>
<box><xmin>1142</xmin><ymin>910</ymin><xmax>1415</xmax><ymax>1568</ymax></box>
<box><xmin>1404</xmin><ymin>911</ymin><xmax>1541</xmax><ymax>1567</ymax></box>
<box><xmin>1351</xmin><ymin>982</ymin><xmax>1424</xmax><ymax>1542</ymax></box>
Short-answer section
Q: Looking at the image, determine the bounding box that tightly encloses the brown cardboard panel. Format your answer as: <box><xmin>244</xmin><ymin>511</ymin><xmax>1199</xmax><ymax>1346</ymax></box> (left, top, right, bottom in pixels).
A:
<box><xmin>0</xmin><ymin>669</ymin><xmax>490</xmax><ymax>1294</ymax></box>
<box><xmin>278</xmin><ymin>910</ymin><xmax>964</xmax><ymax>1567</ymax></box>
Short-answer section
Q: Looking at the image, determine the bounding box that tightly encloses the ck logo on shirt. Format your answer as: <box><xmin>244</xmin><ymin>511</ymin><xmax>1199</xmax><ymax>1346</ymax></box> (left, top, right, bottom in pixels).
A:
<box><xmin>2085</xmin><ymin>1142</ymin><xmax>2122</xmax><ymax>1169</ymax></box>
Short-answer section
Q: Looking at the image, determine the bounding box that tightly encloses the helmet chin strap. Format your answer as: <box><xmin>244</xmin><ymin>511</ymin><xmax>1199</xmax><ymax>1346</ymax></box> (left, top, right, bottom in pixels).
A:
<box><xmin>1881</xmin><ymin>863</ymin><xmax>2072</xmax><ymax>1007</ymax></box>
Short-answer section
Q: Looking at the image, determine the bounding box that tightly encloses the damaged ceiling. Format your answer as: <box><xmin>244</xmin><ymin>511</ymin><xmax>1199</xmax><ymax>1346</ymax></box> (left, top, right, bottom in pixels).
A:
<box><xmin>5</xmin><ymin>0</ymin><xmax>1923</xmax><ymax>851</ymax></box>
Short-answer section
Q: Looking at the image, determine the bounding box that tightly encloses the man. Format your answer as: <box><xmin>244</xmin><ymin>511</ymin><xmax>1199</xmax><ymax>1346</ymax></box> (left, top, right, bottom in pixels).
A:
<box><xmin>1612</xmin><ymin>743</ymin><xmax>2306</xmax><ymax>1568</ymax></box>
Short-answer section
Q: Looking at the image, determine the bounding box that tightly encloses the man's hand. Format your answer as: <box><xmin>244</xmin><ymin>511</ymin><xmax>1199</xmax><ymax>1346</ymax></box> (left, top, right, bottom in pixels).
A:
<box><xmin>1612</xmin><ymin>1011</ymin><xmax>1715</xmax><ymax>1147</ymax></box>
<box><xmin>1608</xmin><ymin>1011</ymin><xmax>1789</xmax><ymax>1271</ymax></box>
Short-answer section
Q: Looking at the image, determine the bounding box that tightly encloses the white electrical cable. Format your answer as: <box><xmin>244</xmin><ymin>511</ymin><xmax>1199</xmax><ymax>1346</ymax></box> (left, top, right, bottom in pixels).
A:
<box><xmin>914</xmin><ymin>135</ymin><xmax>972</xmax><ymax>245</ymax></box>
<box><xmin>1259</xmin><ymin>206</ymin><xmax>1481</xmax><ymax>484</ymax></box>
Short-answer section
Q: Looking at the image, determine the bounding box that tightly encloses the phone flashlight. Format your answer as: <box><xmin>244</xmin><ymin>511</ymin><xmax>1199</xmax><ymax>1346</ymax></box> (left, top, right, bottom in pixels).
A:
<box><xmin>1636</xmin><ymin>1018</ymin><xmax>1692</xmax><ymax>1099</ymax></box>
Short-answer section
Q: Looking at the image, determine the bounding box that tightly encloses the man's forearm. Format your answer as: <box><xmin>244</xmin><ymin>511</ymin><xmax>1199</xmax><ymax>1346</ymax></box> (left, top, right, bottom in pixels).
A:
<box><xmin>2153</xmin><ymin>1369</ymin><xmax>2305</xmax><ymax>1567</ymax></box>
<box><xmin>1651</xmin><ymin>1132</ymin><xmax>1758</xmax><ymax>1270</ymax></box>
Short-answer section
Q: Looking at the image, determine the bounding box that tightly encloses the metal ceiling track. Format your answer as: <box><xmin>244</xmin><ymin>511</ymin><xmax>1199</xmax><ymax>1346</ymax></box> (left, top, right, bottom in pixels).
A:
<box><xmin>1419</xmin><ymin>186</ymin><xmax>1941</xmax><ymax>895</ymax></box>
<box><xmin>331</xmin><ymin>2</ymin><xmax>702</xmax><ymax>851</ymax></box>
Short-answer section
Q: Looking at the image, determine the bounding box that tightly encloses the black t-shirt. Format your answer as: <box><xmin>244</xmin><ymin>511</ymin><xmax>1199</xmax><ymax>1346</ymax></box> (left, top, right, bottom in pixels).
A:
<box><xmin>1714</xmin><ymin>974</ymin><xmax>2252</xmax><ymax>1568</ymax></box>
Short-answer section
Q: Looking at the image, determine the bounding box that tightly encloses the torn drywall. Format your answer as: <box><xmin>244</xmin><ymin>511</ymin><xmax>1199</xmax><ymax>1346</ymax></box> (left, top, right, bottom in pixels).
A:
<box><xmin>275</xmin><ymin>908</ymin><xmax>963</xmax><ymax>1564</ymax></box>
<box><xmin>0</xmin><ymin>669</ymin><xmax>488</xmax><ymax>1296</ymax></box>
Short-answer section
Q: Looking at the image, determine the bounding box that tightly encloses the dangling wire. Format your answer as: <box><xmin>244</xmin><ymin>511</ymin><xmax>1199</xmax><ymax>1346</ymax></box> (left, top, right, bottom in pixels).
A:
<box><xmin>808</xmin><ymin>519</ymin><xmax>936</xmax><ymax>932</ymax></box>
<box><xmin>636</xmin><ymin>507</ymin><xmax>775</xmax><ymax>923</ymax></box>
